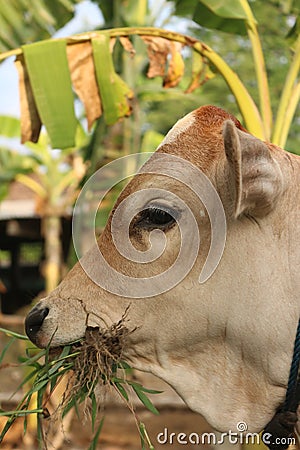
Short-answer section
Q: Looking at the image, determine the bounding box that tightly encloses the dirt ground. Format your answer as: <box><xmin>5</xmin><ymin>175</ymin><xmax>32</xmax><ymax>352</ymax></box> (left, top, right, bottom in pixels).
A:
<box><xmin>70</xmin><ymin>406</ymin><xmax>213</xmax><ymax>450</ymax></box>
<box><xmin>1</xmin><ymin>404</ymin><xmax>213</xmax><ymax>450</ymax></box>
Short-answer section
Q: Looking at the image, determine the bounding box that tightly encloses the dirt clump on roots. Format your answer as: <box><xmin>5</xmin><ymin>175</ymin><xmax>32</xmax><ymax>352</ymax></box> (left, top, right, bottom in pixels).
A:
<box><xmin>61</xmin><ymin>315</ymin><xmax>133</xmax><ymax>413</ymax></box>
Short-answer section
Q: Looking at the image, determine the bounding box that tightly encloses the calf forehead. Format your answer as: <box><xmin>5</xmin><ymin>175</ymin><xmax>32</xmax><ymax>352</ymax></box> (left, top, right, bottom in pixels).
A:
<box><xmin>117</xmin><ymin>106</ymin><xmax>245</xmax><ymax>204</ymax></box>
<box><xmin>156</xmin><ymin>105</ymin><xmax>244</xmax><ymax>170</ymax></box>
<box><xmin>158</xmin><ymin>111</ymin><xmax>196</xmax><ymax>147</ymax></box>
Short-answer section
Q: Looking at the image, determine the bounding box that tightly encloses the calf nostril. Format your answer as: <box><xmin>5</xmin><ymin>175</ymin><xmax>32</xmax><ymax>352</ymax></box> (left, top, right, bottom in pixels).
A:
<box><xmin>25</xmin><ymin>306</ymin><xmax>49</xmax><ymax>343</ymax></box>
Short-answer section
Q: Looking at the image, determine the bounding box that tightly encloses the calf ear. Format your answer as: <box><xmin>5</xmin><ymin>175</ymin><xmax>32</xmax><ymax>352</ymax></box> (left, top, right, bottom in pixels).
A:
<box><xmin>223</xmin><ymin>120</ymin><xmax>284</xmax><ymax>218</ymax></box>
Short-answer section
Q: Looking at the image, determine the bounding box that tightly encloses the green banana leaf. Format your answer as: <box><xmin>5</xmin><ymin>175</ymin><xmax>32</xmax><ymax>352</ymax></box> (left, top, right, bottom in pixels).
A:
<box><xmin>3</xmin><ymin>24</ymin><xmax>298</xmax><ymax>147</ymax></box>
<box><xmin>0</xmin><ymin>115</ymin><xmax>20</xmax><ymax>137</ymax></box>
<box><xmin>22</xmin><ymin>40</ymin><xmax>77</xmax><ymax>149</ymax></box>
<box><xmin>91</xmin><ymin>35</ymin><xmax>133</xmax><ymax>125</ymax></box>
<box><xmin>173</xmin><ymin>0</ymin><xmax>250</xmax><ymax>35</ymax></box>
<box><xmin>0</xmin><ymin>0</ymin><xmax>78</xmax><ymax>53</ymax></box>
<box><xmin>0</xmin><ymin>28</ymin><xmax>266</xmax><ymax>146</ymax></box>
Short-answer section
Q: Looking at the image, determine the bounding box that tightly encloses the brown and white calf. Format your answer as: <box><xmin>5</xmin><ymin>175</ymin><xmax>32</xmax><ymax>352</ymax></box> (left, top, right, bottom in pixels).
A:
<box><xmin>25</xmin><ymin>105</ymin><xmax>300</xmax><ymax>434</ymax></box>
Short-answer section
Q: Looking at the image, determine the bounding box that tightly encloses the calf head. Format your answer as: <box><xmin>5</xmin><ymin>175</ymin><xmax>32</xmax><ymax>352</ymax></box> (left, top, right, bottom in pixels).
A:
<box><xmin>25</xmin><ymin>105</ymin><xmax>299</xmax><ymax>433</ymax></box>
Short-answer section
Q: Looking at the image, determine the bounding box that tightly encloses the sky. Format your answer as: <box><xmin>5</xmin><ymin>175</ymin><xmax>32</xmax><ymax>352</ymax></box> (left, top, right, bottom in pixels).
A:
<box><xmin>0</xmin><ymin>0</ymin><xmax>104</xmax><ymax>117</ymax></box>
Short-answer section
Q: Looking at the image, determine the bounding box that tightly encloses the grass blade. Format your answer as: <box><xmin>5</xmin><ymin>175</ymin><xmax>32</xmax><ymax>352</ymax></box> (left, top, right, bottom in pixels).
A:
<box><xmin>0</xmin><ymin>328</ymin><xmax>28</xmax><ymax>341</ymax></box>
<box><xmin>19</xmin><ymin>349</ymin><xmax>46</xmax><ymax>367</ymax></box>
<box><xmin>90</xmin><ymin>391</ymin><xmax>98</xmax><ymax>432</ymax></box>
<box><xmin>0</xmin><ymin>337</ymin><xmax>16</xmax><ymax>364</ymax></box>
<box><xmin>128</xmin><ymin>380</ymin><xmax>162</xmax><ymax>395</ymax></box>
<box><xmin>131</xmin><ymin>384</ymin><xmax>160</xmax><ymax>416</ymax></box>
<box><xmin>0</xmin><ymin>408</ymin><xmax>43</xmax><ymax>417</ymax></box>
<box><xmin>139</xmin><ymin>422</ymin><xmax>155</xmax><ymax>450</ymax></box>
<box><xmin>88</xmin><ymin>417</ymin><xmax>105</xmax><ymax>450</ymax></box>
<box><xmin>114</xmin><ymin>380</ymin><xmax>129</xmax><ymax>401</ymax></box>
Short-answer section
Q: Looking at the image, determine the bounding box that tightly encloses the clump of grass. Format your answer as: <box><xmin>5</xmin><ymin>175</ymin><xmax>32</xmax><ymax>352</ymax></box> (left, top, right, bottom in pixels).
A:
<box><xmin>66</xmin><ymin>319</ymin><xmax>130</xmax><ymax>403</ymax></box>
<box><xmin>0</xmin><ymin>320</ymin><xmax>161</xmax><ymax>450</ymax></box>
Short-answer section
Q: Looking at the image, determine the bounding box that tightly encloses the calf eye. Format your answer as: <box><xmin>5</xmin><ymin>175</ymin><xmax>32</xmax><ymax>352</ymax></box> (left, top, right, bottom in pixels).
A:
<box><xmin>136</xmin><ymin>207</ymin><xmax>176</xmax><ymax>229</ymax></box>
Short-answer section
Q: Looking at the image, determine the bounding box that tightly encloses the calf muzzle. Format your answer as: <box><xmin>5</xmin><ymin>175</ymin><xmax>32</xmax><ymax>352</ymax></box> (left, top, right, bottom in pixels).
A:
<box><xmin>25</xmin><ymin>305</ymin><xmax>49</xmax><ymax>345</ymax></box>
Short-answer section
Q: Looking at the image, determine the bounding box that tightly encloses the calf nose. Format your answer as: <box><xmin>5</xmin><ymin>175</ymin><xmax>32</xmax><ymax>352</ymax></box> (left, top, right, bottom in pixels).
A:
<box><xmin>25</xmin><ymin>306</ymin><xmax>49</xmax><ymax>344</ymax></box>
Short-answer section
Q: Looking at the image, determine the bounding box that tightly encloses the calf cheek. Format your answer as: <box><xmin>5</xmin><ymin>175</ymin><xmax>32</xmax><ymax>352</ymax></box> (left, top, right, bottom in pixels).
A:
<box><xmin>56</xmin><ymin>261</ymin><xmax>126</xmax><ymax>331</ymax></box>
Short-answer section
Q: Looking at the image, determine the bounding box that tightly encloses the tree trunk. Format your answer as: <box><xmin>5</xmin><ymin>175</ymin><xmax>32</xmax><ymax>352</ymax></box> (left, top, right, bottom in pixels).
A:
<box><xmin>43</xmin><ymin>215</ymin><xmax>61</xmax><ymax>293</ymax></box>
